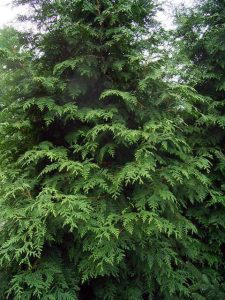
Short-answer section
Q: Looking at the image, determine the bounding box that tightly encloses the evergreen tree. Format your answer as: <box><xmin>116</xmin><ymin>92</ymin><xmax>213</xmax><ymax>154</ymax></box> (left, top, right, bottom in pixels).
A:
<box><xmin>174</xmin><ymin>0</ymin><xmax>225</xmax><ymax>298</ymax></box>
<box><xmin>0</xmin><ymin>1</ymin><xmax>220</xmax><ymax>299</ymax></box>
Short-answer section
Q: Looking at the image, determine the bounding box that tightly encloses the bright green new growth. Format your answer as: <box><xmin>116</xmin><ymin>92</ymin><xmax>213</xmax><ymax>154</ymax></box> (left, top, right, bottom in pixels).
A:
<box><xmin>0</xmin><ymin>0</ymin><xmax>224</xmax><ymax>299</ymax></box>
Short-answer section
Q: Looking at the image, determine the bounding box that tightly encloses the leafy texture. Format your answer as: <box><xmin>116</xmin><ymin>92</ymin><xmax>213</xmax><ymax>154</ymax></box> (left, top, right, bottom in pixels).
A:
<box><xmin>175</xmin><ymin>0</ymin><xmax>225</xmax><ymax>298</ymax></box>
<box><xmin>0</xmin><ymin>0</ymin><xmax>224</xmax><ymax>299</ymax></box>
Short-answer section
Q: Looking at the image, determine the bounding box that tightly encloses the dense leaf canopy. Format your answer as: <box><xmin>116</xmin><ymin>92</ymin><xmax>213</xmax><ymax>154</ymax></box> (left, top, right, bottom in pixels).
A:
<box><xmin>0</xmin><ymin>0</ymin><xmax>224</xmax><ymax>299</ymax></box>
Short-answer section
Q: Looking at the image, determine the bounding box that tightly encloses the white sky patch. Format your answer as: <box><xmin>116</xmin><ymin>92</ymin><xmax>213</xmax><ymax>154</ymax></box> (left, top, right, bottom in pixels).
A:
<box><xmin>0</xmin><ymin>0</ymin><xmax>195</xmax><ymax>30</ymax></box>
<box><xmin>156</xmin><ymin>0</ymin><xmax>195</xmax><ymax>29</ymax></box>
<box><xmin>0</xmin><ymin>0</ymin><xmax>22</xmax><ymax>27</ymax></box>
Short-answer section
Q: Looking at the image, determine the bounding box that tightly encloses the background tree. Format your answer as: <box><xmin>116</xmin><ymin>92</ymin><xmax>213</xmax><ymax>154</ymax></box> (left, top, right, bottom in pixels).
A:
<box><xmin>175</xmin><ymin>0</ymin><xmax>225</xmax><ymax>298</ymax></box>
<box><xmin>0</xmin><ymin>0</ymin><xmax>223</xmax><ymax>299</ymax></box>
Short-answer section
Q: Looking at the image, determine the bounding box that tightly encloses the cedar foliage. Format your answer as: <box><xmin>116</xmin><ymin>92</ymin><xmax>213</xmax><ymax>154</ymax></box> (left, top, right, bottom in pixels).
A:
<box><xmin>0</xmin><ymin>0</ymin><xmax>224</xmax><ymax>299</ymax></box>
<box><xmin>174</xmin><ymin>0</ymin><xmax>225</xmax><ymax>298</ymax></box>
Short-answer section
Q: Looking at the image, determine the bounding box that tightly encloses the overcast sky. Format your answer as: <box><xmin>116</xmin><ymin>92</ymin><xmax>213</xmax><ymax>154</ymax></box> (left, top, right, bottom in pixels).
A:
<box><xmin>0</xmin><ymin>0</ymin><xmax>23</xmax><ymax>28</ymax></box>
<box><xmin>0</xmin><ymin>0</ymin><xmax>195</xmax><ymax>29</ymax></box>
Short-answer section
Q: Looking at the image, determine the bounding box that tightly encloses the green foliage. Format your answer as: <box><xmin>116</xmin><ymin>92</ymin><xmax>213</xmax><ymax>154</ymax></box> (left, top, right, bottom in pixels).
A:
<box><xmin>0</xmin><ymin>0</ymin><xmax>224</xmax><ymax>299</ymax></box>
<box><xmin>173</xmin><ymin>0</ymin><xmax>225</xmax><ymax>298</ymax></box>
